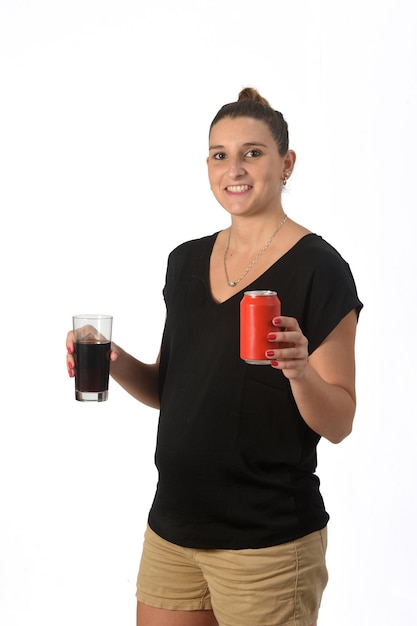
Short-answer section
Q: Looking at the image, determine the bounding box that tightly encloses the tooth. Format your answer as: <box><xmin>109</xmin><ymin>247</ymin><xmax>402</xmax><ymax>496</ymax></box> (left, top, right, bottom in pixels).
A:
<box><xmin>228</xmin><ymin>185</ymin><xmax>249</xmax><ymax>192</ymax></box>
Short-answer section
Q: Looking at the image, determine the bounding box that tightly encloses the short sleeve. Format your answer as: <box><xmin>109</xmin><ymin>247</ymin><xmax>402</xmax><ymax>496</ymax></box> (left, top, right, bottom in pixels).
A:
<box><xmin>300</xmin><ymin>240</ymin><xmax>363</xmax><ymax>354</ymax></box>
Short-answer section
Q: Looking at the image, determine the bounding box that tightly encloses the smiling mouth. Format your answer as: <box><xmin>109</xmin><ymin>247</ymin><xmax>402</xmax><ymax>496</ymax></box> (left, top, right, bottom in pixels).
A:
<box><xmin>226</xmin><ymin>185</ymin><xmax>252</xmax><ymax>193</ymax></box>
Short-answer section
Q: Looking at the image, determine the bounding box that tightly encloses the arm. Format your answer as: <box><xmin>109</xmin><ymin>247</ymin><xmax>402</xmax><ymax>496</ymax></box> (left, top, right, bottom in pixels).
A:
<box><xmin>109</xmin><ymin>344</ymin><xmax>161</xmax><ymax>409</ymax></box>
<box><xmin>66</xmin><ymin>333</ymin><xmax>161</xmax><ymax>409</ymax></box>
<box><xmin>266</xmin><ymin>309</ymin><xmax>358</xmax><ymax>443</ymax></box>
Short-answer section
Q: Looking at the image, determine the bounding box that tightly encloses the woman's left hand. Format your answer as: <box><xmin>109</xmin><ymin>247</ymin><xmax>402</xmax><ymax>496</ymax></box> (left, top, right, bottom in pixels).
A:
<box><xmin>266</xmin><ymin>315</ymin><xmax>309</xmax><ymax>380</ymax></box>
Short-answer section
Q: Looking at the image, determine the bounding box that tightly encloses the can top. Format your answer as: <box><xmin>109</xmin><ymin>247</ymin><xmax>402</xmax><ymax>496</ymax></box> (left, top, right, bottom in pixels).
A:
<box><xmin>243</xmin><ymin>290</ymin><xmax>277</xmax><ymax>297</ymax></box>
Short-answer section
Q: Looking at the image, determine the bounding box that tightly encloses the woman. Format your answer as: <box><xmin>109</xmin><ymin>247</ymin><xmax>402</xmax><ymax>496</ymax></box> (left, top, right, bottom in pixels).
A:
<box><xmin>67</xmin><ymin>88</ymin><xmax>363</xmax><ymax>626</ymax></box>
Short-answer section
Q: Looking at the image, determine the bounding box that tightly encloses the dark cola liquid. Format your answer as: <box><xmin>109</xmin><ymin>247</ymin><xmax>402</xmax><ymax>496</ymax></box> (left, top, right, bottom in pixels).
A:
<box><xmin>74</xmin><ymin>341</ymin><xmax>111</xmax><ymax>392</ymax></box>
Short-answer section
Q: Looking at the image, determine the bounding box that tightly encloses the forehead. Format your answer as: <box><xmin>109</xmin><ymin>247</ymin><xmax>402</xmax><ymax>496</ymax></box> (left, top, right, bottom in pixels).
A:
<box><xmin>209</xmin><ymin>116</ymin><xmax>274</xmax><ymax>146</ymax></box>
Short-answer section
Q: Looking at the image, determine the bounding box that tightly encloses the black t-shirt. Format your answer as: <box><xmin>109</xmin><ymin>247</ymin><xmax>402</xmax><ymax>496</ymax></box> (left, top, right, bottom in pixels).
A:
<box><xmin>148</xmin><ymin>233</ymin><xmax>363</xmax><ymax>549</ymax></box>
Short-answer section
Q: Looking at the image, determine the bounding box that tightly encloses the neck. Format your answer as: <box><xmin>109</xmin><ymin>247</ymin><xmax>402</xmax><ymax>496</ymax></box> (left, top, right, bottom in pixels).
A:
<box><xmin>228</xmin><ymin>212</ymin><xmax>288</xmax><ymax>250</ymax></box>
<box><xmin>223</xmin><ymin>213</ymin><xmax>288</xmax><ymax>288</ymax></box>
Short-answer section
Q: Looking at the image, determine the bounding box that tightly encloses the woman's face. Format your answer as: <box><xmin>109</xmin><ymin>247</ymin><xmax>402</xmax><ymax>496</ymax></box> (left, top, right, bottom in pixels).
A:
<box><xmin>207</xmin><ymin>116</ymin><xmax>294</xmax><ymax>219</ymax></box>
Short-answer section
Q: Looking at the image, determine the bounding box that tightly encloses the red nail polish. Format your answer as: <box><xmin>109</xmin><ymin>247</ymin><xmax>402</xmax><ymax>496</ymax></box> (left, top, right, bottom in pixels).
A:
<box><xmin>267</xmin><ymin>333</ymin><xmax>276</xmax><ymax>341</ymax></box>
<box><xmin>266</xmin><ymin>350</ymin><xmax>275</xmax><ymax>357</ymax></box>
<box><xmin>271</xmin><ymin>360</ymin><xmax>279</xmax><ymax>367</ymax></box>
<box><xmin>273</xmin><ymin>317</ymin><xmax>282</xmax><ymax>326</ymax></box>
<box><xmin>67</xmin><ymin>346</ymin><xmax>73</xmax><ymax>354</ymax></box>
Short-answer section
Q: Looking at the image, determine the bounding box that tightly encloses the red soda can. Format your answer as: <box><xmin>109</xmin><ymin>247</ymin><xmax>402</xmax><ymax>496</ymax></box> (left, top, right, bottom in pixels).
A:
<box><xmin>240</xmin><ymin>290</ymin><xmax>281</xmax><ymax>364</ymax></box>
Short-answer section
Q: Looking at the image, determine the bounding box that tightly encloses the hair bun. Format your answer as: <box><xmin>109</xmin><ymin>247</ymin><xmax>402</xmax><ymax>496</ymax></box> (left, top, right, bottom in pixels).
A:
<box><xmin>238</xmin><ymin>87</ymin><xmax>271</xmax><ymax>107</ymax></box>
<box><xmin>210</xmin><ymin>87</ymin><xmax>289</xmax><ymax>156</ymax></box>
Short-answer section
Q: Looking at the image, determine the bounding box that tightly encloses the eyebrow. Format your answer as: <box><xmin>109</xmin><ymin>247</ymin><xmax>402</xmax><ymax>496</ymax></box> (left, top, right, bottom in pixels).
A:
<box><xmin>208</xmin><ymin>141</ymin><xmax>268</xmax><ymax>151</ymax></box>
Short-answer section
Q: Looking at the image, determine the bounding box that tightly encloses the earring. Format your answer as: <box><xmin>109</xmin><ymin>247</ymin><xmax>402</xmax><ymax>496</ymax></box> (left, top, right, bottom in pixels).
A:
<box><xmin>282</xmin><ymin>171</ymin><xmax>291</xmax><ymax>186</ymax></box>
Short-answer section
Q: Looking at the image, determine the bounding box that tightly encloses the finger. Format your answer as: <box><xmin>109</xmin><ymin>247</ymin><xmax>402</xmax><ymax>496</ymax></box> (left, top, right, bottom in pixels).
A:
<box><xmin>270</xmin><ymin>359</ymin><xmax>308</xmax><ymax>375</ymax></box>
<box><xmin>267</xmin><ymin>330</ymin><xmax>299</xmax><ymax>345</ymax></box>
<box><xmin>109</xmin><ymin>342</ymin><xmax>119</xmax><ymax>362</ymax></box>
<box><xmin>266</xmin><ymin>344</ymin><xmax>307</xmax><ymax>360</ymax></box>
<box><xmin>66</xmin><ymin>330</ymin><xmax>74</xmax><ymax>352</ymax></box>
<box><xmin>67</xmin><ymin>353</ymin><xmax>75</xmax><ymax>377</ymax></box>
<box><xmin>272</xmin><ymin>315</ymin><xmax>299</xmax><ymax>330</ymax></box>
<box><xmin>66</xmin><ymin>331</ymin><xmax>75</xmax><ymax>376</ymax></box>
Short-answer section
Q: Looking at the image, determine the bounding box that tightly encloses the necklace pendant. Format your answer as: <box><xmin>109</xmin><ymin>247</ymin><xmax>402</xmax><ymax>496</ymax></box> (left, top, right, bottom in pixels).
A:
<box><xmin>228</xmin><ymin>281</ymin><xmax>237</xmax><ymax>287</ymax></box>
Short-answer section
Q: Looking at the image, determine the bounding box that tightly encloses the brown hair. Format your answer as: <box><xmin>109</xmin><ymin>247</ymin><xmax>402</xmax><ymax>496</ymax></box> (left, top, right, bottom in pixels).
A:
<box><xmin>209</xmin><ymin>87</ymin><xmax>289</xmax><ymax>156</ymax></box>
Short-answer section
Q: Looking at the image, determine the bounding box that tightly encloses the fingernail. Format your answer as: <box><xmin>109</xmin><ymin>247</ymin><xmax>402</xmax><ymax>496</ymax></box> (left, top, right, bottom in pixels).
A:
<box><xmin>67</xmin><ymin>346</ymin><xmax>73</xmax><ymax>354</ymax></box>
<box><xmin>271</xmin><ymin>361</ymin><xmax>279</xmax><ymax>367</ymax></box>
<box><xmin>273</xmin><ymin>318</ymin><xmax>282</xmax><ymax>326</ymax></box>
<box><xmin>266</xmin><ymin>350</ymin><xmax>275</xmax><ymax>357</ymax></box>
<box><xmin>267</xmin><ymin>333</ymin><xmax>276</xmax><ymax>340</ymax></box>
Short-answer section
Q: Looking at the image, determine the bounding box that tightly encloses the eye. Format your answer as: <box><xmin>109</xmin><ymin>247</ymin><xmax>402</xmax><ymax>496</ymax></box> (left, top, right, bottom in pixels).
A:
<box><xmin>246</xmin><ymin>149</ymin><xmax>261</xmax><ymax>158</ymax></box>
<box><xmin>213</xmin><ymin>152</ymin><xmax>226</xmax><ymax>160</ymax></box>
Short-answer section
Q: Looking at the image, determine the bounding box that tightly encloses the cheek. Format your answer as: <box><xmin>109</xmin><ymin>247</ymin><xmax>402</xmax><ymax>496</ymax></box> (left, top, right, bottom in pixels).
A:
<box><xmin>209</xmin><ymin>184</ymin><xmax>222</xmax><ymax>201</ymax></box>
<box><xmin>207</xmin><ymin>166</ymin><xmax>221</xmax><ymax>189</ymax></box>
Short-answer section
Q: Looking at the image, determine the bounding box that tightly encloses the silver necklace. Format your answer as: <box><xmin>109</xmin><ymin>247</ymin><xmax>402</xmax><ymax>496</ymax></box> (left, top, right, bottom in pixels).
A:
<box><xmin>224</xmin><ymin>214</ymin><xmax>288</xmax><ymax>287</ymax></box>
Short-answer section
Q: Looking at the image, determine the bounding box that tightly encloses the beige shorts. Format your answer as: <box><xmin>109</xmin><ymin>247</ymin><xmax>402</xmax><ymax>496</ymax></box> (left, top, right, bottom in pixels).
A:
<box><xmin>136</xmin><ymin>525</ymin><xmax>328</xmax><ymax>626</ymax></box>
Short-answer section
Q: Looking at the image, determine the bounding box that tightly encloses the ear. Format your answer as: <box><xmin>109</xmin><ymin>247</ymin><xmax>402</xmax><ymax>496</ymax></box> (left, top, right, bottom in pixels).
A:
<box><xmin>284</xmin><ymin>150</ymin><xmax>296</xmax><ymax>171</ymax></box>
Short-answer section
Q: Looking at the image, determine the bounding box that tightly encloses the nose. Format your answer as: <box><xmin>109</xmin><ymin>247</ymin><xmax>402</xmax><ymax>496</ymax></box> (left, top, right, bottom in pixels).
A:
<box><xmin>228</xmin><ymin>156</ymin><xmax>246</xmax><ymax>179</ymax></box>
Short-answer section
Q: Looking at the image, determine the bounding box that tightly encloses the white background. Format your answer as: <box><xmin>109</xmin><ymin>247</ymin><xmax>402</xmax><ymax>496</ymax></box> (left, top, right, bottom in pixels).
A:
<box><xmin>1</xmin><ymin>1</ymin><xmax>416</xmax><ymax>624</ymax></box>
